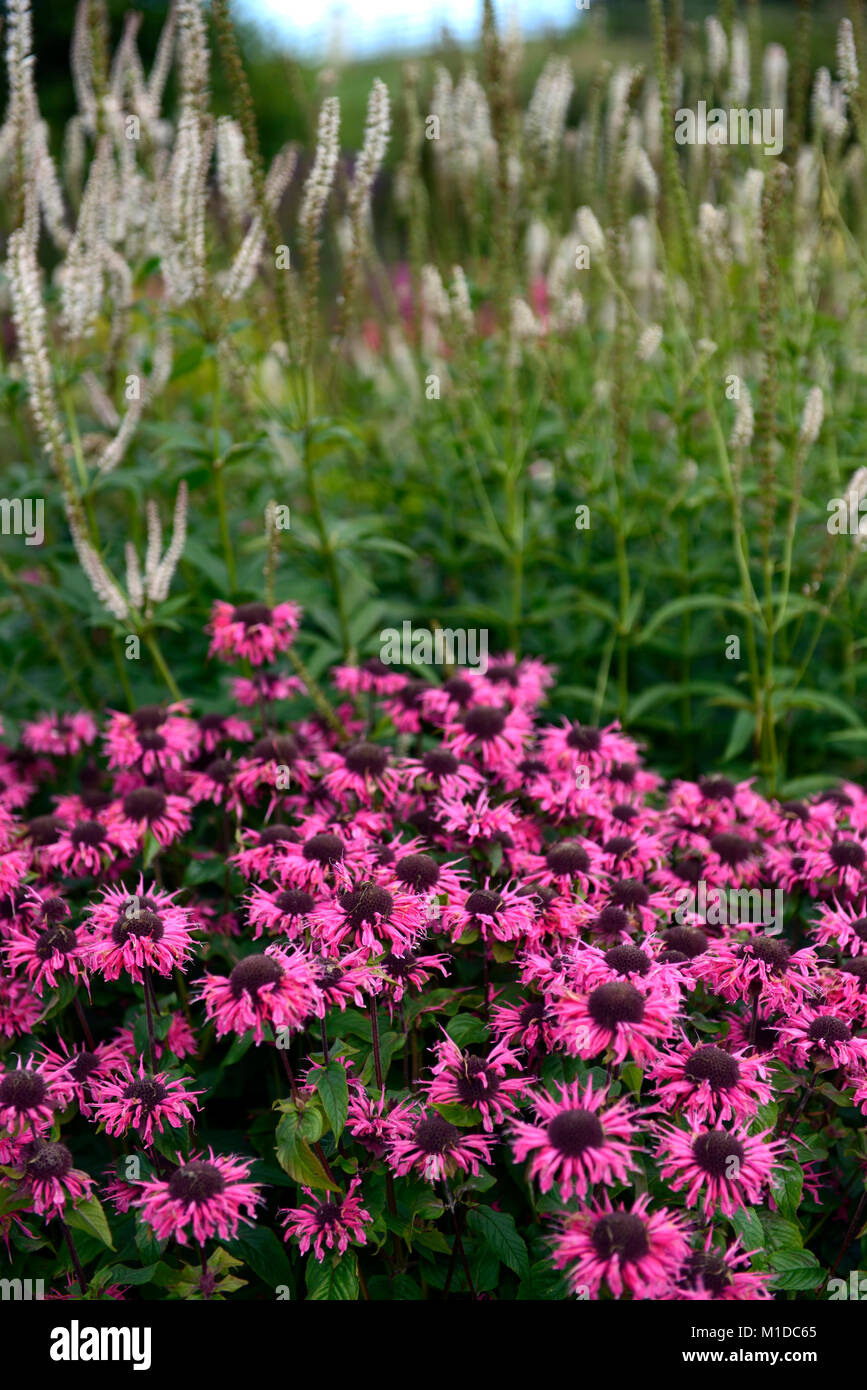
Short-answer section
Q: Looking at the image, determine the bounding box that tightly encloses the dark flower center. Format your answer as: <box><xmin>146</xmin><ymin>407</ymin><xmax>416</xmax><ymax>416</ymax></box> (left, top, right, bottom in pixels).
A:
<box><xmin>684</xmin><ymin>1045</ymin><xmax>740</xmax><ymax>1090</ymax></box>
<box><xmin>167</xmin><ymin>1161</ymin><xmax>226</xmax><ymax>1203</ymax></box>
<box><xmin>339</xmin><ymin>883</ymin><xmax>394</xmax><ymax>925</ymax></box>
<box><xmin>806</xmin><ymin>1016</ymin><xmax>852</xmax><ymax>1045</ymax></box>
<box><xmin>519</xmin><ymin>1000</ymin><xmax>545</xmax><ymax>1027</ymax></box>
<box><xmin>414</xmin><ymin>1116</ymin><xmax>459</xmax><ymax>1154</ymax></box>
<box><xmin>612</xmin><ymin>803</ymin><xmax>640</xmax><ymax>824</ymax></box>
<box><xmin>112</xmin><ymin>909</ymin><xmax>164</xmax><ymax>946</ymax></box>
<box><xmin>851</xmin><ymin>918</ymin><xmax>867</xmax><ymax>942</ymax></box>
<box><xmin>604</xmin><ymin>944</ymin><xmax>651</xmax><ymax>976</ymax></box>
<box><xmin>672</xmin><ymin>857</ymin><xmax>704</xmax><ymax>885</ymax></box>
<box><xmin>547</xmin><ymin>1108</ymin><xmax>604</xmax><ymax>1156</ymax></box>
<box><xmin>546</xmin><ymin>842</ymin><xmax>590</xmax><ymax>876</ymax></box>
<box><xmin>395</xmin><ymin>853</ymin><xmax>440</xmax><ymax>889</ymax></box>
<box><xmin>609</xmin><ymin>763</ymin><xmax>637</xmax><ymax>785</ymax></box>
<box><xmin>603</xmin><ymin>837</ymin><xmax>635</xmax><ymax>859</ymax></box>
<box><xmin>662</xmin><ymin>925</ymin><xmax>709</xmax><ymax>958</ymax></box>
<box><xmin>687</xmin><ymin>1251</ymin><xmax>731</xmax><ymax>1295</ymax></box>
<box><xmin>591</xmin><ymin>907</ymin><xmax>628</xmax><ymax>938</ymax></box>
<box><xmin>199</xmin><ymin>714</ymin><xmax>226</xmax><ymax>733</ymax></box>
<box><xmin>587</xmin><ymin>981</ymin><xmax>645</xmax><ymax>1029</ymax></box>
<box><xmin>486</xmin><ymin>663</ymin><xmax>519</xmax><ymax>686</ymax></box>
<box><xmin>205</xmin><ymin>758</ymin><xmax>234</xmax><ymax>784</ymax></box>
<box><xmin>699</xmin><ymin>777</ymin><xmax>735</xmax><ymax>801</ymax></box>
<box><xmin>658</xmin><ymin>949</ymin><xmax>689</xmax><ymax>964</ymax></box>
<box><xmin>591</xmin><ymin>1211</ymin><xmax>648</xmax><ymax>1263</ymax></box>
<box><xmin>344</xmin><ymin>742</ymin><xmax>390</xmax><ymax>776</ymax></box>
<box><xmin>442</xmin><ymin>678</ymin><xmax>474</xmax><ymax>706</ymax></box>
<box><xmin>139</xmin><ymin>732</ymin><xmax>166</xmax><ymax>752</ymax></box>
<box><xmin>463</xmin><ymin>707</ymin><xmax>507</xmax><ymax>740</ymax></box>
<box><xmin>398</xmin><ymin>680</ymin><xmax>428</xmax><ymax>709</ymax></box>
<box><xmin>780</xmin><ymin>801</ymin><xmax>809</xmax><ymax>823</ymax></box>
<box><xmin>314</xmin><ymin>1200</ymin><xmax>344</xmax><ymax>1228</ymax></box>
<box><xmin>35</xmin><ymin>923</ymin><xmax>77</xmax><ymax>960</ymax></box>
<box><xmin>70</xmin><ymin>821</ymin><xmax>106</xmax><ymax>848</ymax></box>
<box><xmin>382</xmin><ymin>951</ymin><xmax>417</xmax><ymax>979</ymax></box>
<box><xmin>748</xmin><ymin>937</ymin><xmax>790</xmax><ymax>973</ymax></box>
<box><xmin>26</xmin><ymin>1141</ymin><xmax>72</xmax><ymax>1180</ymax></box>
<box><xmin>303</xmin><ymin>832</ymin><xmax>345</xmax><ymax>863</ymax></box>
<box><xmin>27</xmin><ymin>815</ymin><xmax>62</xmax><ymax>846</ymax></box>
<box><xmin>259</xmin><ymin>824</ymin><xmax>299</xmax><ymax>846</ymax></box>
<box><xmin>455</xmin><ymin>1056</ymin><xmax>500</xmax><ymax>1106</ymax></box>
<box><xmin>830</xmin><ymin>840</ymin><xmax>866</xmax><ymax>870</ymax></box>
<box><xmin>229</xmin><ymin>955</ymin><xmax>284</xmax><ymax>999</ymax></box>
<box><xmin>71</xmin><ymin>1052</ymin><xmax>100</xmax><ymax>1082</ymax></box>
<box><xmin>464</xmin><ymin>890</ymin><xmax>502</xmax><ymax>917</ymax></box>
<box><xmin>709</xmin><ymin>833</ymin><xmax>753</xmax><ymax>866</ymax></box>
<box><xmin>123</xmin><ymin>787</ymin><xmax>167</xmax><ymax>821</ymax></box>
<box><xmin>609</xmin><ymin>879</ymin><xmax>649</xmax><ymax>909</ymax></box>
<box><xmin>421</xmin><ymin>749</ymin><xmax>459</xmax><ymax>777</ymax></box>
<box><xmin>232</xmin><ymin>603</ymin><xmax>272</xmax><ymax>627</ymax></box>
<box><xmin>566</xmin><ymin>725</ymin><xmax>601</xmax><ymax>753</ymax></box>
<box><xmin>123</xmin><ymin>1077</ymin><xmax>168</xmax><ymax>1110</ymax></box>
<box><xmin>0</xmin><ymin>1070</ymin><xmax>47</xmax><ymax>1110</ymax></box>
<box><xmin>275</xmin><ymin>889</ymin><xmax>315</xmax><ymax>916</ymax></box>
<box><xmin>132</xmin><ymin>705</ymin><xmax>167</xmax><ymax>732</ymax></box>
<box><xmin>842</xmin><ymin>957</ymin><xmax>867</xmax><ymax>985</ymax></box>
<box><xmin>692</xmin><ymin>1131</ymin><xmax>745</xmax><ymax>1179</ymax></box>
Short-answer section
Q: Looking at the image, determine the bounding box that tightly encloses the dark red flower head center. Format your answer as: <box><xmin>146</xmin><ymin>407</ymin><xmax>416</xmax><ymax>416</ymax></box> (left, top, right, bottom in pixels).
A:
<box><xmin>168</xmin><ymin>1160</ymin><xmax>226</xmax><ymax>1204</ymax></box>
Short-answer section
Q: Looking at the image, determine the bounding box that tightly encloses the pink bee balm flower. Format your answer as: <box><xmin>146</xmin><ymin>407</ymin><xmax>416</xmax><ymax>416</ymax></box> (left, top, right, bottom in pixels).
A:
<box><xmin>4</xmin><ymin>914</ymin><xmax>88</xmax><ymax>996</ymax></box>
<box><xmin>196</xmin><ymin>944</ymin><xmax>322</xmax><ymax>1045</ymax></box>
<box><xmin>656</xmin><ymin>1124</ymin><xmax>783</xmax><ymax>1218</ymax></box>
<box><xmin>92</xmin><ymin>1058</ymin><xmax>203</xmax><ymax>1146</ymax></box>
<box><xmin>776</xmin><ymin>1005</ymin><xmax>867</xmax><ymax>1070</ymax></box>
<box><xmin>552</xmin><ymin>1194</ymin><xmax>690</xmax><ymax>1299</ymax></box>
<box><xmin>425</xmin><ymin>1035</ymin><xmax>529</xmax><ymax>1131</ymax></box>
<box><xmin>0</xmin><ymin>1057</ymin><xmax>67</xmax><ymax>1136</ymax></box>
<box><xmin>550</xmin><ymin>976</ymin><xmax>679</xmax><ymax>1065</ymax></box>
<box><xmin>677</xmin><ymin>1236</ymin><xmax>773</xmax><ymax>1301</ymax></box>
<box><xmin>104</xmin><ymin>703</ymin><xmax>200</xmax><ymax>773</ymax></box>
<box><xmin>280</xmin><ymin>1176</ymin><xmax>372</xmax><ymax>1260</ymax></box>
<box><xmin>208</xmin><ymin>600</ymin><xmax>301</xmax><ymax>666</ymax></box>
<box><xmin>510</xmin><ymin>1077</ymin><xmax>639</xmax><ymax>1199</ymax></box>
<box><xmin>15</xmin><ymin>1139</ymin><xmax>95</xmax><ymax>1217</ymax></box>
<box><xmin>133</xmin><ymin>1149</ymin><xmax>262</xmax><ymax>1246</ymax></box>
<box><xmin>690</xmin><ymin>933</ymin><xmax>822</xmax><ymax>1011</ymax></box>
<box><xmin>647</xmin><ymin>1037</ymin><xmax>773</xmax><ymax>1125</ymax></box>
<box><xmin>388</xmin><ymin>1110</ymin><xmax>494</xmax><ymax>1182</ymax></box>
<box><xmin>82</xmin><ymin>881</ymin><xmax>197</xmax><ymax>983</ymax></box>
<box><xmin>22</xmin><ymin>710</ymin><xmax>98</xmax><ymax>756</ymax></box>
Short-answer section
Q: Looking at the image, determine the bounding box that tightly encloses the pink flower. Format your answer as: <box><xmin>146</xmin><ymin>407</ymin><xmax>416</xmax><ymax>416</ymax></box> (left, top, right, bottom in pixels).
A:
<box><xmin>656</xmin><ymin>1124</ymin><xmax>783</xmax><ymax>1218</ymax></box>
<box><xmin>552</xmin><ymin>1194</ymin><xmax>690</xmax><ymax>1299</ymax></box>
<box><xmin>425</xmin><ymin>1035</ymin><xmax>529</xmax><ymax>1131</ymax></box>
<box><xmin>82</xmin><ymin>880</ymin><xmax>198</xmax><ymax>983</ymax></box>
<box><xmin>208</xmin><ymin>600</ymin><xmax>301</xmax><ymax>666</ymax></box>
<box><xmin>281</xmin><ymin>1176</ymin><xmax>371</xmax><ymax>1260</ymax></box>
<box><xmin>511</xmin><ymin>1077</ymin><xmax>639</xmax><ymax>1199</ymax></box>
<box><xmin>647</xmin><ymin>1036</ymin><xmax>773</xmax><ymax>1125</ymax></box>
<box><xmin>133</xmin><ymin>1149</ymin><xmax>262</xmax><ymax>1246</ymax></box>
<box><xmin>388</xmin><ymin>1110</ymin><xmax>494</xmax><ymax>1182</ymax></box>
<box><xmin>92</xmin><ymin>1058</ymin><xmax>203</xmax><ymax>1146</ymax></box>
<box><xmin>14</xmin><ymin>1139</ymin><xmax>95</xmax><ymax>1217</ymax></box>
<box><xmin>196</xmin><ymin>944</ymin><xmax>322</xmax><ymax>1045</ymax></box>
<box><xmin>104</xmin><ymin>703</ymin><xmax>200</xmax><ymax>773</ymax></box>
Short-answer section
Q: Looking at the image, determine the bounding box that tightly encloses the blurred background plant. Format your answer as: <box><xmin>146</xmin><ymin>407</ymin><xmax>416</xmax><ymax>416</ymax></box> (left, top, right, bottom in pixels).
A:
<box><xmin>1</xmin><ymin>0</ymin><xmax>867</xmax><ymax>795</ymax></box>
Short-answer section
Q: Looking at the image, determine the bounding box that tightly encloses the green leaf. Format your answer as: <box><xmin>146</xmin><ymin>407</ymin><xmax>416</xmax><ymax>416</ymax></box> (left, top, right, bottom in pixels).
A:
<box><xmin>227</xmin><ymin>1227</ymin><xmax>295</xmax><ymax>1295</ymax></box>
<box><xmin>445</xmin><ymin>1014</ymin><xmax>489</xmax><ymax>1046</ymax></box>
<box><xmin>466</xmin><ymin>1207</ymin><xmax>529</xmax><ymax>1279</ymax></box>
<box><xmin>305</xmin><ymin>1251</ymin><xmax>359</xmax><ymax>1301</ymax></box>
<box><xmin>636</xmin><ymin>595</ymin><xmax>749</xmax><ymax>645</ymax></box>
<box><xmin>66</xmin><ymin>1196</ymin><xmax>114</xmax><ymax>1250</ymax></box>
<box><xmin>314</xmin><ymin>1060</ymin><xmax>349</xmax><ymax>1141</ymax></box>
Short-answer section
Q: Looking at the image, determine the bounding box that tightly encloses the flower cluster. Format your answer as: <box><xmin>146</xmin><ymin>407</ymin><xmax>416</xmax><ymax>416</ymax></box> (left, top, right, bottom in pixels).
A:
<box><xmin>1</xmin><ymin>604</ymin><xmax>866</xmax><ymax>1302</ymax></box>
